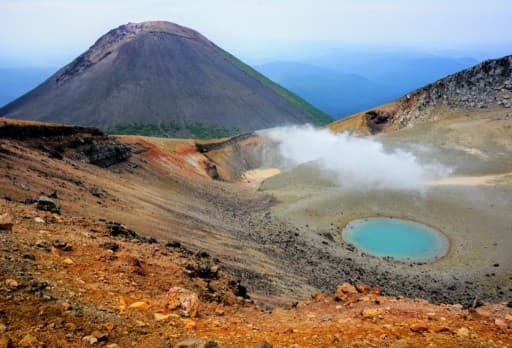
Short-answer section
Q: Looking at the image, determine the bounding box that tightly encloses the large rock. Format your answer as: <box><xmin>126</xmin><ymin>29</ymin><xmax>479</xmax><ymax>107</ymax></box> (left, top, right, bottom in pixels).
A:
<box><xmin>455</xmin><ymin>327</ymin><xmax>470</xmax><ymax>337</ymax></box>
<box><xmin>73</xmin><ymin>142</ymin><xmax>131</xmax><ymax>167</ymax></box>
<box><xmin>410</xmin><ymin>322</ymin><xmax>429</xmax><ymax>333</ymax></box>
<box><xmin>36</xmin><ymin>196</ymin><xmax>60</xmax><ymax>214</ymax></box>
<box><xmin>334</xmin><ymin>282</ymin><xmax>358</xmax><ymax>301</ymax></box>
<box><xmin>361</xmin><ymin>308</ymin><xmax>384</xmax><ymax>319</ymax></box>
<box><xmin>175</xmin><ymin>339</ymin><xmax>203</xmax><ymax>348</ymax></box>
<box><xmin>167</xmin><ymin>287</ymin><xmax>200</xmax><ymax>318</ymax></box>
<box><xmin>174</xmin><ymin>338</ymin><xmax>219</xmax><ymax>348</ymax></box>
<box><xmin>0</xmin><ymin>214</ymin><xmax>13</xmax><ymax>232</ymax></box>
<box><xmin>0</xmin><ymin>121</ymin><xmax>131</xmax><ymax>167</ymax></box>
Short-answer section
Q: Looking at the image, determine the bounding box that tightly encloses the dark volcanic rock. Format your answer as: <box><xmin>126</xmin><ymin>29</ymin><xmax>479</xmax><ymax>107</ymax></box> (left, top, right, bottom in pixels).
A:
<box><xmin>105</xmin><ymin>221</ymin><xmax>156</xmax><ymax>244</ymax></box>
<box><xmin>405</xmin><ymin>55</ymin><xmax>512</xmax><ymax>111</ymax></box>
<box><xmin>165</xmin><ymin>241</ymin><xmax>181</xmax><ymax>248</ymax></box>
<box><xmin>0</xmin><ymin>122</ymin><xmax>102</xmax><ymax>139</ymax></box>
<box><xmin>0</xmin><ymin>119</ymin><xmax>131</xmax><ymax>167</ymax></box>
<box><xmin>186</xmin><ymin>260</ymin><xmax>219</xmax><ymax>280</ymax></box>
<box><xmin>363</xmin><ymin>55</ymin><xmax>512</xmax><ymax>132</ymax></box>
<box><xmin>0</xmin><ymin>21</ymin><xmax>331</xmax><ymax>135</ymax></box>
<box><xmin>73</xmin><ymin>141</ymin><xmax>131</xmax><ymax>167</ymax></box>
<box><xmin>231</xmin><ymin>280</ymin><xmax>250</xmax><ymax>299</ymax></box>
<box><xmin>100</xmin><ymin>242</ymin><xmax>120</xmax><ymax>252</ymax></box>
<box><xmin>106</xmin><ymin>222</ymin><xmax>139</xmax><ymax>239</ymax></box>
<box><xmin>365</xmin><ymin>110</ymin><xmax>393</xmax><ymax>134</ymax></box>
<box><xmin>37</xmin><ymin>196</ymin><xmax>60</xmax><ymax>214</ymax></box>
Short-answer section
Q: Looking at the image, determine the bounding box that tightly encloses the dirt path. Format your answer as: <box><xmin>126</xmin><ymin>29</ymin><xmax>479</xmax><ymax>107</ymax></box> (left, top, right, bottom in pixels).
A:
<box><xmin>430</xmin><ymin>172</ymin><xmax>512</xmax><ymax>186</ymax></box>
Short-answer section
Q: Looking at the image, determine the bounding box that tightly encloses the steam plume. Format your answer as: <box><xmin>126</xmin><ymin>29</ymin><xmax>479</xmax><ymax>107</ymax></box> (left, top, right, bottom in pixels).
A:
<box><xmin>261</xmin><ymin>125</ymin><xmax>451</xmax><ymax>190</ymax></box>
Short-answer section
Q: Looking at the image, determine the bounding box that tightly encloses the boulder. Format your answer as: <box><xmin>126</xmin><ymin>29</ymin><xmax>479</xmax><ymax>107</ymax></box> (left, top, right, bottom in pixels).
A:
<box><xmin>455</xmin><ymin>327</ymin><xmax>470</xmax><ymax>337</ymax></box>
<box><xmin>0</xmin><ymin>214</ymin><xmax>13</xmax><ymax>232</ymax></box>
<box><xmin>361</xmin><ymin>308</ymin><xmax>383</xmax><ymax>319</ymax></box>
<box><xmin>82</xmin><ymin>335</ymin><xmax>98</xmax><ymax>345</ymax></box>
<box><xmin>62</xmin><ymin>258</ymin><xmax>74</xmax><ymax>265</ymax></box>
<box><xmin>100</xmin><ymin>242</ymin><xmax>120</xmax><ymax>252</ymax></box>
<box><xmin>5</xmin><ymin>279</ymin><xmax>18</xmax><ymax>289</ymax></box>
<box><xmin>52</xmin><ymin>240</ymin><xmax>73</xmax><ymax>251</ymax></box>
<box><xmin>410</xmin><ymin>322</ymin><xmax>429</xmax><ymax>333</ymax></box>
<box><xmin>174</xmin><ymin>338</ymin><xmax>219</xmax><ymax>348</ymax></box>
<box><xmin>335</xmin><ymin>282</ymin><xmax>357</xmax><ymax>301</ymax></box>
<box><xmin>36</xmin><ymin>196</ymin><xmax>60</xmax><ymax>214</ymax></box>
<box><xmin>167</xmin><ymin>287</ymin><xmax>200</xmax><ymax>318</ymax></box>
<box><xmin>106</xmin><ymin>222</ymin><xmax>139</xmax><ymax>239</ymax></box>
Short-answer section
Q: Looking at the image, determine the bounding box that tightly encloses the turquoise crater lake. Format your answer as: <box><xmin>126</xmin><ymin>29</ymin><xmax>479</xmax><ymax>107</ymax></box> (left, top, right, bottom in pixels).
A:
<box><xmin>342</xmin><ymin>218</ymin><xmax>449</xmax><ymax>262</ymax></box>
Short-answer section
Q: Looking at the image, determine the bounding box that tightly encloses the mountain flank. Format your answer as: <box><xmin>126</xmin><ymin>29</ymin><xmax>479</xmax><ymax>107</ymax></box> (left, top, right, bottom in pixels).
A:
<box><xmin>0</xmin><ymin>21</ymin><xmax>331</xmax><ymax>138</ymax></box>
<box><xmin>329</xmin><ymin>55</ymin><xmax>512</xmax><ymax>134</ymax></box>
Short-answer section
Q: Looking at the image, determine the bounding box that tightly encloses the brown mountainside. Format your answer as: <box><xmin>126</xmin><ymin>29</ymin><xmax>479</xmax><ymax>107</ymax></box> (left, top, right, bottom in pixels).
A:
<box><xmin>1</xmin><ymin>117</ymin><xmax>511</xmax><ymax>347</ymax></box>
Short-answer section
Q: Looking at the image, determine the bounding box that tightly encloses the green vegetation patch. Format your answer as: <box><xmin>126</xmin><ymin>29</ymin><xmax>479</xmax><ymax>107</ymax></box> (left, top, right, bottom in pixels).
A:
<box><xmin>106</xmin><ymin>122</ymin><xmax>238</xmax><ymax>139</ymax></box>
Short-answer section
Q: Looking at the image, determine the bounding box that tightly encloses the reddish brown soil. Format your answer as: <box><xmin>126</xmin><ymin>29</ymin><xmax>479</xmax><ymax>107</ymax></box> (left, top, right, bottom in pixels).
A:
<box><xmin>0</xmin><ymin>119</ymin><xmax>511</xmax><ymax>347</ymax></box>
<box><xmin>1</xmin><ymin>200</ymin><xmax>511</xmax><ymax>348</ymax></box>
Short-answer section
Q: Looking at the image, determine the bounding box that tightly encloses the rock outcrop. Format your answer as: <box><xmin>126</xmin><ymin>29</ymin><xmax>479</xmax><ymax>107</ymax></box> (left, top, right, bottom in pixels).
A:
<box><xmin>0</xmin><ymin>118</ymin><xmax>131</xmax><ymax>167</ymax></box>
<box><xmin>329</xmin><ymin>55</ymin><xmax>512</xmax><ymax>134</ymax></box>
<box><xmin>389</xmin><ymin>55</ymin><xmax>512</xmax><ymax>129</ymax></box>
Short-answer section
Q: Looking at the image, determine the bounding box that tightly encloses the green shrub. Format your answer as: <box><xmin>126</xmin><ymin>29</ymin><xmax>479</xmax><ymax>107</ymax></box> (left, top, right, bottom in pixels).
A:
<box><xmin>106</xmin><ymin>121</ymin><xmax>238</xmax><ymax>139</ymax></box>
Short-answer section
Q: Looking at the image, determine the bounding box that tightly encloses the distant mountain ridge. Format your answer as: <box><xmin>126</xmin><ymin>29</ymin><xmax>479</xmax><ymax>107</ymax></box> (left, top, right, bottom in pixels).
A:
<box><xmin>256</xmin><ymin>61</ymin><xmax>396</xmax><ymax>117</ymax></box>
<box><xmin>257</xmin><ymin>54</ymin><xmax>479</xmax><ymax>119</ymax></box>
<box><xmin>309</xmin><ymin>51</ymin><xmax>479</xmax><ymax>95</ymax></box>
<box><xmin>0</xmin><ymin>21</ymin><xmax>331</xmax><ymax>138</ymax></box>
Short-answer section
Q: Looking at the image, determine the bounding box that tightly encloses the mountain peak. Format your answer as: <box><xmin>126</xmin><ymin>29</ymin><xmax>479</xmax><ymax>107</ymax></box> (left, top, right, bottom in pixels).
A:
<box><xmin>109</xmin><ymin>21</ymin><xmax>209</xmax><ymax>42</ymax></box>
<box><xmin>52</xmin><ymin>21</ymin><xmax>211</xmax><ymax>85</ymax></box>
<box><xmin>0</xmin><ymin>21</ymin><xmax>331</xmax><ymax>137</ymax></box>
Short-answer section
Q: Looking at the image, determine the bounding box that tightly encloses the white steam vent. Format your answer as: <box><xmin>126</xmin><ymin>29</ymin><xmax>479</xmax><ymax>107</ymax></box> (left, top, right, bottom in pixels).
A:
<box><xmin>260</xmin><ymin>125</ymin><xmax>451</xmax><ymax>190</ymax></box>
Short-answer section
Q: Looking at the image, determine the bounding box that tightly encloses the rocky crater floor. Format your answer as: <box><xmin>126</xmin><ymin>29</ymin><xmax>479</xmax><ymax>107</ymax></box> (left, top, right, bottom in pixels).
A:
<box><xmin>1</xmin><ymin>117</ymin><xmax>512</xmax><ymax>347</ymax></box>
<box><xmin>1</xmin><ymin>201</ymin><xmax>512</xmax><ymax>347</ymax></box>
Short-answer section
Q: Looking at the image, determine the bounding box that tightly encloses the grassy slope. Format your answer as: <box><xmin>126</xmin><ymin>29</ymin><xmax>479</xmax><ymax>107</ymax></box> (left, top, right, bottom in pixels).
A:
<box><xmin>221</xmin><ymin>50</ymin><xmax>333</xmax><ymax>127</ymax></box>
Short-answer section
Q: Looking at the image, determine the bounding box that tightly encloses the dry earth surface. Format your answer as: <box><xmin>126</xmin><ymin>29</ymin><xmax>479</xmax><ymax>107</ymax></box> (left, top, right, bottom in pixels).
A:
<box><xmin>1</xmin><ymin>116</ymin><xmax>512</xmax><ymax>347</ymax></box>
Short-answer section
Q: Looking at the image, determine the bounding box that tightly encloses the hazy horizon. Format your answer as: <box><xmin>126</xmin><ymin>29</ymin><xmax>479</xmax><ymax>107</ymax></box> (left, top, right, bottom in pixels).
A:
<box><xmin>1</xmin><ymin>0</ymin><xmax>511</xmax><ymax>116</ymax></box>
<box><xmin>1</xmin><ymin>0</ymin><xmax>511</xmax><ymax>68</ymax></box>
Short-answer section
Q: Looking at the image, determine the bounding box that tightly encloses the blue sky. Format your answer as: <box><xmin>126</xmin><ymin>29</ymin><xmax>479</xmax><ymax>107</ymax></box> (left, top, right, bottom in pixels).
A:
<box><xmin>1</xmin><ymin>0</ymin><xmax>511</xmax><ymax>67</ymax></box>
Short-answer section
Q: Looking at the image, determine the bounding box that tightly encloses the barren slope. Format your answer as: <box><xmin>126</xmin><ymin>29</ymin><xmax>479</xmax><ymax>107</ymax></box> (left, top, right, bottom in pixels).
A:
<box><xmin>0</xmin><ymin>21</ymin><xmax>331</xmax><ymax>137</ymax></box>
<box><xmin>329</xmin><ymin>55</ymin><xmax>512</xmax><ymax>135</ymax></box>
<box><xmin>1</xmin><ymin>118</ymin><xmax>511</xmax><ymax>347</ymax></box>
